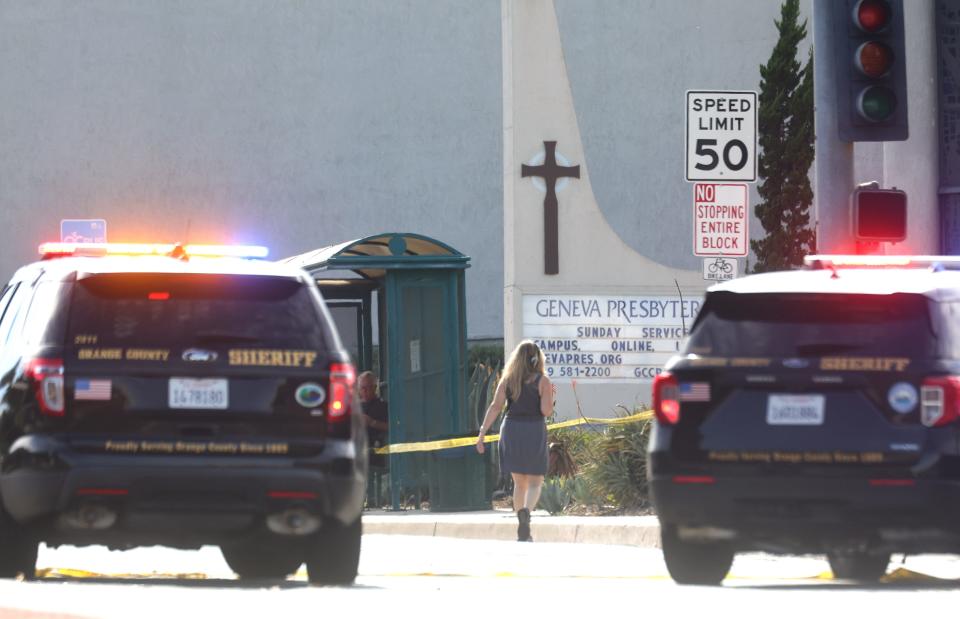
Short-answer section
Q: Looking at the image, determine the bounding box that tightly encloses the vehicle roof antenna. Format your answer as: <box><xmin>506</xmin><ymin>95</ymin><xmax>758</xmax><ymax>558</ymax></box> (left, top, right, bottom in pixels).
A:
<box><xmin>674</xmin><ymin>279</ymin><xmax>687</xmax><ymax>335</ymax></box>
<box><xmin>172</xmin><ymin>218</ymin><xmax>192</xmax><ymax>261</ymax></box>
<box><xmin>169</xmin><ymin>243</ymin><xmax>188</xmax><ymax>261</ymax></box>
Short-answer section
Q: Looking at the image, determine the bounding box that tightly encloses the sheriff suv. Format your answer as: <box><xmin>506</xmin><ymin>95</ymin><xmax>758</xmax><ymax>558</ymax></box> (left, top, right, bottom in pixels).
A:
<box><xmin>0</xmin><ymin>242</ymin><xmax>366</xmax><ymax>583</ymax></box>
<box><xmin>649</xmin><ymin>255</ymin><xmax>960</xmax><ymax>585</ymax></box>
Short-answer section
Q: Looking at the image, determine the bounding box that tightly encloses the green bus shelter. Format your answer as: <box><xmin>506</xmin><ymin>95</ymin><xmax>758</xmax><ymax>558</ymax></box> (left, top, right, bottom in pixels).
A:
<box><xmin>282</xmin><ymin>233</ymin><xmax>489</xmax><ymax>511</ymax></box>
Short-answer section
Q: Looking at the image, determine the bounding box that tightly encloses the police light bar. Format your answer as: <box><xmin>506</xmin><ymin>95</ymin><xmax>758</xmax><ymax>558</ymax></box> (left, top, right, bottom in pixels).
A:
<box><xmin>804</xmin><ymin>255</ymin><xmax>960</xmax><ymax>269</ymax></box>
<box><xmin>38</xmin><ymin>242</ymin><xmax>269</xmax><ymax>259</ymax></box>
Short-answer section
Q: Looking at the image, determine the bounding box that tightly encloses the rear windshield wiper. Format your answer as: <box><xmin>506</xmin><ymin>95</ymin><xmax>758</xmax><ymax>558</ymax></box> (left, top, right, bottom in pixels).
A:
<box><xmin>794</xmin><ymin>343</ymin><xmax>862</xmax><ymax>356</ymax></box>
<box><xmin>191</xmin><ymin>331</ymin><xmax>261</xmax><ymax>344</ymax></box>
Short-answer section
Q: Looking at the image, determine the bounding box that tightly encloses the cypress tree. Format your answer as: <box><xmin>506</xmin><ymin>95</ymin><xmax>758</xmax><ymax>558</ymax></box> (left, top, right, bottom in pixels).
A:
<box><xmin>751</xmin><ymin>0</ymin><xmax>816</xmax><ymax>272</ymax></box>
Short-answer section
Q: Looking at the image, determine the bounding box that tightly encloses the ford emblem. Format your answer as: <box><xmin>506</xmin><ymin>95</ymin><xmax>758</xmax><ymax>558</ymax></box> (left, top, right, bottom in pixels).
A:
<box><xmin>782</xmin><ymin>358</ymin><xmax>809</xmax><ymax>369</ymax></box>
<box><xmin>182</xmin><ymin>348</ymin><xmax>218</xmax><ymax>363</ymax></box>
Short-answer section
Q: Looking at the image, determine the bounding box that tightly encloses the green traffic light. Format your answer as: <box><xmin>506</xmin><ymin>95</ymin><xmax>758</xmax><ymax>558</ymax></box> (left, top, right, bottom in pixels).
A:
<box><xmin>857</xmin><ymin>86</ymin><xmax>897</xmax><ymax>122</ymax></box>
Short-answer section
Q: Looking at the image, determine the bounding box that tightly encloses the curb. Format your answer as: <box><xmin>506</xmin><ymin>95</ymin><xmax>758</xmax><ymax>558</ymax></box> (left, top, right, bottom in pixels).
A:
<box><xmin>362</xmin><ymin>512</ymin><xmax>662</xmax><ymax>547</ymax></box>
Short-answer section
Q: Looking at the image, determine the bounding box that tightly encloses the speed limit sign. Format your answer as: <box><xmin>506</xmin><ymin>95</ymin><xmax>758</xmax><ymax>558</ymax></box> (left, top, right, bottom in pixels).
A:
<box><xmin>686</xmin><ymin>90</ymin><xmax>757</xmax><ymax>182</ymax></box>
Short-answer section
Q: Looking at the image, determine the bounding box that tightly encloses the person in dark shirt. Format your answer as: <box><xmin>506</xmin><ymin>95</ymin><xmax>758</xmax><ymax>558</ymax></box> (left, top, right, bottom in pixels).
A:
<box><xmin>358</xmin><ymin>371</ymin><xmax>389</xmax><ymax>449</ymax></box>
<box><xmin>476</xmin><ymin>341</ymin><xmax>554</xmax><ymax>542</ymax></box>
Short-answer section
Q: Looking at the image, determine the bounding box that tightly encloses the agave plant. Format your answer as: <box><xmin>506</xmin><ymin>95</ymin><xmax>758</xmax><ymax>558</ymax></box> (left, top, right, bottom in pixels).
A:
<box><xmin>537</xmin><ymin>478</ymin><xmax>572</xmax><ymax>515</ymax></box>
<box><xmin>564</xmin><ymin>475</ymin><xmax>603</xmax><ymax>509</ymax></box>
<box><xmin>590</xmin><ymin>411</ymin><xmax>652</xmax><ymax>510</ymax></box>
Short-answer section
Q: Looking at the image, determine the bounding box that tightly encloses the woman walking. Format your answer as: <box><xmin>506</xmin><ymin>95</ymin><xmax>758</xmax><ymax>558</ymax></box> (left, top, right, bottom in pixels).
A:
<box><xmin>476</xmin><ymin>340</ymin><xmax>554</xmax><ymax>541</ymax></box>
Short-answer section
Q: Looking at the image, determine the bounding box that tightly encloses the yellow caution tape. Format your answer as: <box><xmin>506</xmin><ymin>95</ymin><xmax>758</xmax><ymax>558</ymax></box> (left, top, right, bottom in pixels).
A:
<box><xmin>34</xmin><ymin>567</ymin><xmax>209</xmax><ymax>579</ymax></box>
<box><xmin>373</xmin><ymin>410</ymin><xmax>653</xmax><ymax>455</ymax></box>
<box><xmin>880</xmin><ymin>567</ymin><xmax>947</xmax><ymax>583</ymax></box>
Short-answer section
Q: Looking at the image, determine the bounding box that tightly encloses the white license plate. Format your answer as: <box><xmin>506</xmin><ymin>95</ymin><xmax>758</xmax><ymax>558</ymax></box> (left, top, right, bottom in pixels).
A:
<box><xmin>169</xmin><ymin>378</ymin><xmax>229</xmax><ymax>409</ymax></box>
<box><xmin>766</xmin><ymin>394</ymin><xmax>825</xmax><ymax>425</ymax></box>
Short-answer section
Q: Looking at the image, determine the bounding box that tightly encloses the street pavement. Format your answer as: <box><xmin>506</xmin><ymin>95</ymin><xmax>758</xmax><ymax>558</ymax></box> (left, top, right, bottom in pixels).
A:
<box><xmin>15</xmin><ymin>534</ymin><xmax>960</xmax><ymax>619</ymax></box>
<box><xmin>362</xmin><ymin>507</ymin><xmax>662</xmax><ymax>546</ymax></box>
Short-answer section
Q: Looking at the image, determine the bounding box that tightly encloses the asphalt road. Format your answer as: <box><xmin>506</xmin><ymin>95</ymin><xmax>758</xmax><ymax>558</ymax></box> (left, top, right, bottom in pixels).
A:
<box><xmin>2</xmin><ymin>536</ymin><xmax>960</xmax><ymax>618</ymax></box>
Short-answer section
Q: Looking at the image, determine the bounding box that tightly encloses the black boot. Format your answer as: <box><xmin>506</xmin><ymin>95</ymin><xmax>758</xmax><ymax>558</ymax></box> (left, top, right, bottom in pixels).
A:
<box><xmin>517</xmin><ymin>508</ymin><xmax>532</xmax><ymax>542</ymax></box>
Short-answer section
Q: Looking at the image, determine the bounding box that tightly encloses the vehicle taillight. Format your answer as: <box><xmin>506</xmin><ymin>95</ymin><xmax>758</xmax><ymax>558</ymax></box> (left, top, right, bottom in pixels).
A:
<box><xmin>327</xmin><ymin>362</ymin><xmax>356</xmax><ymax>423</ymax></box>
<box><xmin>920</xmin><ymin>376</ymin><xmax>960</xmax><ymax>427</ymax></box>
<box><xmin>24</xmin><ymin>358</ymin><xmax>65</xmax><ymax>417</ymax></box>
<box><xmin>653</xmin><ymin>372</ymin><xmax>680</xmax><ymax>425</ymax></box>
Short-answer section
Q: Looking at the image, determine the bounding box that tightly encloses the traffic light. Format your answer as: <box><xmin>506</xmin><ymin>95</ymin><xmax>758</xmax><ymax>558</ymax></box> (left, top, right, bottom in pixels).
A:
<box><xmin>852</xmin><ymin>183</ymin><xmax>907</xmax><ymax>242</ymax></box>
<box><xmin>832</xmin><ymin>0</ymin><xmax>909</xmax><ymax>142</ymax></box>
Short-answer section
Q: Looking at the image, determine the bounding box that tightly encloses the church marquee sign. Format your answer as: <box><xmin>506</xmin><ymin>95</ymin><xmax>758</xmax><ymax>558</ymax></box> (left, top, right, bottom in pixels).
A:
<box><xmin>522</xmin><ymin>294</ymin><xmax>702</xmax><ymax>383</ymax></box>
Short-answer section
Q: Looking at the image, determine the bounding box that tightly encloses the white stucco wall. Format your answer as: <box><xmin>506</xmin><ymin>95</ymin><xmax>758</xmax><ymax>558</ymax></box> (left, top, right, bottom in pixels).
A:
<box><xmin>0</xmin><ymin>1</ymin><xmax>504</xmax><ymax>339</ymax></box>
<box><xmin>504</xmin><ymin>0</ymin><xmax>816</xmax><ymax>417</ymax></box>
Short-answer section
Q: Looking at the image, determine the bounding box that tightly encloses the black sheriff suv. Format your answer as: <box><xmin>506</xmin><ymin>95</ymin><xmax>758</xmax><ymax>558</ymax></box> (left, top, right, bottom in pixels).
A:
<box><xmin>0</xmin><ymin>242</ymin><xmax>366</xmax><ymax>583</ymax></box>
<box><xmin>649</xmin><ymin>255</ymin><xmax>960</xmax><ymax>585</ymax></box>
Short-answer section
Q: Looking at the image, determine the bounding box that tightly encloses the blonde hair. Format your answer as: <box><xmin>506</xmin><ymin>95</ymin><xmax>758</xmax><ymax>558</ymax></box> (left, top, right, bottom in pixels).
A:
<box><xmin>501</xmin><ymin>340</ymin><xmax>545</xmax><ymax>402</ymax></box>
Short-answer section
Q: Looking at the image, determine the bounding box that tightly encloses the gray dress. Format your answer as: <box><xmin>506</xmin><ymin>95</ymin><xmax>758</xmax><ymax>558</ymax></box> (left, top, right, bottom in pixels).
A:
<box><xmin>499</xmin><ymin>375</ymin><xmax>548</xmax><ymax>476</ymax></box>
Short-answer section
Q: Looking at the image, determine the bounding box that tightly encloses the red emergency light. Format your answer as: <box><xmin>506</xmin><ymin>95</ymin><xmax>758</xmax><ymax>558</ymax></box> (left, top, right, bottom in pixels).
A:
<box><xmin>803</xmin><ymin>255</ymin><xmax>960</xmax><ymax>270</ymax></box>
<box><xmin>38</xmin><ymin>242</ymin><xmax>269</xmax><ymax>260</ymax></box>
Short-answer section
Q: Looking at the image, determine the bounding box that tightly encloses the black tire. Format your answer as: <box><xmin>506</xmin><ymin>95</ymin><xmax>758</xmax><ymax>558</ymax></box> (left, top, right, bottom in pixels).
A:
<box><xmin>220</xmin><ymin>541</ymin><xmax>304</xmax><ymax>580</ymax></box>
<box><xmin>661</xmin><ymin>525</ymin><xmax>734</xmax><ymax>586</ymax></box>
<box><xmin>305</xmin><ymin>517</ymin><xmax>362</xmax><ymax>585</ymax></box>
<box><xmin>0</xmin><ymin>538</ymin><xmax>37</xmax><ymax>579</ymax></box>
<box><xmin>0</xmin><ymin>510</ymin><xmax>37</xmax><ymax>579</ymax></box>
<box><xmin>827</xmin><ymin>551</ymin><xmax>890</xmax><ymax>582</ymax></box>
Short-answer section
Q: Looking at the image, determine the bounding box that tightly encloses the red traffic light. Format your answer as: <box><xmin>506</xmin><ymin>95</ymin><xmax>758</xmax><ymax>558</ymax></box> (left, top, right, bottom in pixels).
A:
<box><xmin>834</xmin><ymin>0</ymin><xmax>907</xmax><ymax>141</ymax></box>
<box><xmin>855</xmin><ymin>0</ymin><xmax>891</xmax><ymax>33</ymax></box>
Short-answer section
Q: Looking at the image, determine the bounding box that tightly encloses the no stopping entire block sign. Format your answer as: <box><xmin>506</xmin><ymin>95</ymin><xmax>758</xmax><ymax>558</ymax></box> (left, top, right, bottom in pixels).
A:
<box><xmin>694</xmin><ymin>183</ymin><xmax>748</xmax><ymax>257</ymax></box>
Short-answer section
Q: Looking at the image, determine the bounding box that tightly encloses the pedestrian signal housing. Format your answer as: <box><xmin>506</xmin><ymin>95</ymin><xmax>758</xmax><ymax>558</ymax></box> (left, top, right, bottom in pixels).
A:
<box><xmin>851</xmin><ymin>184</ymin><xmax>907</xmax><ymax>242</ymax></box>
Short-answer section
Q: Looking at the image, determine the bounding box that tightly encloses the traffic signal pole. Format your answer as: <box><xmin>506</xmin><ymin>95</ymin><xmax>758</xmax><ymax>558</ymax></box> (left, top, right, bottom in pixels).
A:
<box><xmin>813</xmin><ymin>0</ymin><xmax>855</xmax><ymax>254</ymax></box>
<box><xmin>883</xmin><ymin>2</ymin><xmax>938</xmax><ymax>254</ymax></box>
<box><xmin>814</xmin><ymin>0</ymin><xmax>938</xmax><ymax>254</ymax></box>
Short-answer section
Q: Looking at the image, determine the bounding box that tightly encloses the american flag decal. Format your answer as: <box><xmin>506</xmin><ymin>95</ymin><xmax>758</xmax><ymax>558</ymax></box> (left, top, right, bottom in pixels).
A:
<box><xmin>679</xmin><ymin>382</ymin><xmax>711</xmax><ymax>402</ymax></box>
<box><xmin>75</xmin><ymin>379</ymin><xmax>111</xmax><ymax>401</ymax></box>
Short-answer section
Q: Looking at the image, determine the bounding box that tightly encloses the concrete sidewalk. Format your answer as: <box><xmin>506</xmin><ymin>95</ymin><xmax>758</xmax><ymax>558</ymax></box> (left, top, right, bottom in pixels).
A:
<box><xmin>362</xmin><ymin>508</ymin><xmax>662</xmax><ymax>547</ymax></box>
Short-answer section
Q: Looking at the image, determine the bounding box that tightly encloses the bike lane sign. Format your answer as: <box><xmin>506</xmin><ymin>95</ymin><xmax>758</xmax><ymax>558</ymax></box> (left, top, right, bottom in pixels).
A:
<box><xmin>693</xmin><ymin>183</ymin><xmax>748</xmax><ymax>257</ymax></box>
<box><xmin>703</xmin><ymin>257</ymin><xmax>738</xmax><ymax>281</ymax></box>
<box><xmin>60</xmin><ymin>219</ymin><xmax>107</xmax><ymax>243</ymax></box>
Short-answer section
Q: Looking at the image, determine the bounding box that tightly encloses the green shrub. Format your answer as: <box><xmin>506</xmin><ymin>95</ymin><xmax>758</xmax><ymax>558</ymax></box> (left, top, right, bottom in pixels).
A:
<box><xmin>564</xmin><ymin>475</ymin><xmax>603</xmax><ymax>509</ymax></box>
<box><xmin>546</xmin><ymin>409</ymin><xmax>652</xmax><ymax>512</ymax></box>
<box><xmin>468</xmin><ymin>344</ymin><xmax>504</xmax><ymax>376</ymax></box>
<box><xmin>591</xmin><ymin>415</ymin><xmax>651</xmax><ymax>510</ymax></box>
<box><xmin>537</xmin><ymin>478</ymin><xmax>572</xmax><ymax>515</ymax></box>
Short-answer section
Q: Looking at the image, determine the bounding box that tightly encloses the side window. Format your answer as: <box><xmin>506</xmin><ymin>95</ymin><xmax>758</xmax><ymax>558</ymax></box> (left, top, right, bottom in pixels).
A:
<box><xmin>22</xmin><ymin>282</ymin><xmax>71</xmax><ymax>347</ymax></box>
<box><xmin>0</xmin><ymin>284</ymin><xmax>28</xmax><ymax>347</ymax></box>
<box><xmin>0</xmin><ymin>285</ymin><xmax>16</xmax><ymax>327</ymax></box>
<box><xmin>938</xmin><ymin>302</ymin><xmax>960</xmax><ymax>359</ymax></box>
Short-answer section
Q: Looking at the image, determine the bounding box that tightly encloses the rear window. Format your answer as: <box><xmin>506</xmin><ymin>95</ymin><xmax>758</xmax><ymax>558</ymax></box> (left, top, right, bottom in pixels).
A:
<box><xmin>686</xmin><ymin>292</ymin><xmax>937</xmax><ymax>358</ymax></box>
<box><xmin>67</xmin><ymin>273</ymin><xmax>328</xmax><ymax>349</ymax></box>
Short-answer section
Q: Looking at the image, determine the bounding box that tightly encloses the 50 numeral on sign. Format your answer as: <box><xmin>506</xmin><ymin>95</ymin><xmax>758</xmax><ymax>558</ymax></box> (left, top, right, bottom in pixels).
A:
<box><xmin>693</xmin><ymin>139</ymin><xmax>749</xmax><ymax>173</ymax></box>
